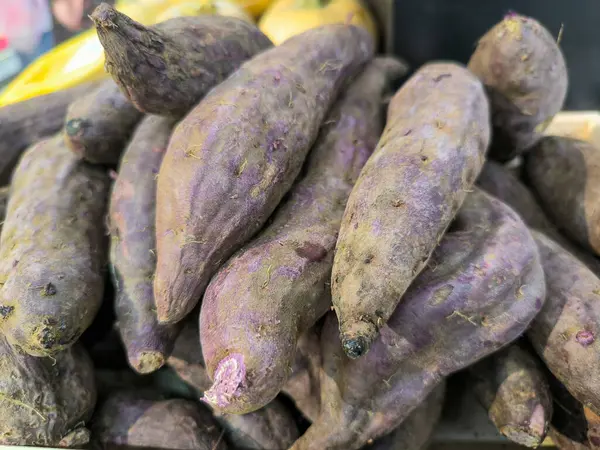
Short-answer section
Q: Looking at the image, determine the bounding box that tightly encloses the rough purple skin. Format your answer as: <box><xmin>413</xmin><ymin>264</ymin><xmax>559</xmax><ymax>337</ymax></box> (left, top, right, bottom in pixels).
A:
<box><xmin>369</xmin><ymin>382</ymin><xmax>446</xmax><ymax>450</ymax></box>
<box><xmin>0</xmin><ymin>135</ymin><xmax>110</xmax><ymax>356</ymax></box>
<box><xmin>291</xmin><ymin>188</ymin><xmax>545</xmax><ymax>450</ymax></box>
<box><xmin>468</xmin><ymin>14</ymin><xmax>568</xmax><ymax>162</ymax></box>
<box><xmin>468</xmin><ymin>343</ymin><xmax>553</xmax><ymax>447</ymax></box>
<box><xmin>332</xmin><ymin>62</ymin><xmax>491</xmax><ymax>359</ymax></box>
<box><xmin>91</xmin><ymin>3</ymin><xmax>273</xmax><ymax>118</ymax></box>
<box><xmin>64</xmin><ymin>79</ymin><xmax>143</xmax><ymax>165</ymax></box>
<box><xmin>477</xmin><ymin>160</ymin><xmax>600</xmax><ymax>275</ymax></box>
<box><xmin>0</xmin><ymin>80</ymin><xmax>102</xmax><ymax>183</ymax></box>
<box><xmin>154</xmin><ymin>24</ymin><xmax>374</xmax><ymax>324</ymax></box>
<box><xmin>528</xmin><ymin>231</ymin><xmax>600</xmax><ymax>415</ymax></box>
<box><xmin>0</xmin><ymin>336</ymin><xmax>96</xmax><ymax>446</ymax></box>
<box><xmin>199</xmin><ymin>57</ymin><xmax>405</xmax><ymax>414</ymax></box>
<box><xmin>165</xmin><ymin>320</ymin><xmax>301</xmax><ymax>450</ymax></box>
<box><xmin>109</xmin><ymin>115</ymin><xmax>181</xmax><ymax>375</ymax></box>
<box><xmin>91</xmin><ymin>391</ymin><xmax>228</xmax><ymax>450</ymax></box>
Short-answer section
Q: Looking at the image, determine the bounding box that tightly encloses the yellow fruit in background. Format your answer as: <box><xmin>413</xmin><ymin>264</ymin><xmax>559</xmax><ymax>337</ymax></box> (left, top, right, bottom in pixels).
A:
<box><xmin>157</xmin><ymin>0</ymin><xmax>254</xmax><ymax>23</ymax></box>
<box><xmin>258</xmin><ymin>0</ymin><xmax>377</xmax><ymax>46</ymax></box>
<box><xmin>235</xmin><ymin>0</ymin><xmax>274</xmax><ymax>18</ymax></box>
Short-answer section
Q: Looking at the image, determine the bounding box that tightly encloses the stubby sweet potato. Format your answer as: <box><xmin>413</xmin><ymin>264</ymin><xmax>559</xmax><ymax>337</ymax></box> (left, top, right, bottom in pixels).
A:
<box><xmin>0</xmin><ymin>335</ymin><xmax>96</xmax><ymax>447</ymax></box>
<box><xmin>369</xmin><ymin>382</ymin><xmax>446</xmax><ymax>450</ymax></box>
<box><xmin>468</xmin><ymin>343</ymin><xmax>552</xmax><ymax>447</ymax></box>
<box><xmin>154</xmin><ymin>24</ymin><xmax>374</xmax><ymax>324</ymax></box>
<box><xmin>332</xmin><ymin>62</ymin><xmax>490</xmax><ymax>359</ymax></box>
<box><xmin>468</xmin><ymin>13</ymin><xmax>568</xmax><ymax>162</ymax></box>
<box><xmin>526</xmin><ymin>136</ymin><xmax>600</xmax><ymax>256</ymax></box>
<box><xmin>528</xmin><ymin>231</ymin><xmax>600</xmax><ymax>415</ymax></box>
<box><xmin>92</xmin><ymin>391</ymin><xmax>228</xmax><ymax>450</ymax></box>
<box><xmin>109</xmin><ymin>115</ymin><xmax>180</xmax><ymax>374</ymax></box>
<box><xmin>477</xmin><ymin>160</ymin><xmax>600</xmax><ymax>275</ymax></box>
<box><xmin>291</xmin><ymin>188</ymin><xmax>545</xmax><ymax>450</ymax></box>
<box><xmin>167</xmin><ymin>320</ymin><xmax>301</xmax><ymax>450</ymax></box>
<box><xmin>0</xmin><ymin>81</ymin><xmax>101</xmax><ymax>183</ymax></box>
<box><xmin>0</xmin><ymin>135</ymin><xmax>110</xmax><ymax>356</ymax></box>
<box><xmin>200</xmin><ymin>57</ymin><xmax>406</xmax><ymax>414</ymax></box>
<box><xmin>64</xmin><ymin>79</ymin><xmax>143</xmax><ymax>165</ymax></box>
<box><xmin>91</xmin><ymin>3</ymin><xmax>273</xmax><ymax>118</ymax></box>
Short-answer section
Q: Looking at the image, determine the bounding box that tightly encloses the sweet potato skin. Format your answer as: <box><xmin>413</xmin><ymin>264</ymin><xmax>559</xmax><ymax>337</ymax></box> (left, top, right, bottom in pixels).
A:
<box><xmin>92</xmin><ymin>3</ymin><xmax>273</xmax><ymax>118</ymax></box>
<box><xmin>469</xmin><ymin>343</ymin><xmax>552</xmax><ymax>447</ymax></box>
<box><xmin>199</xmin><ymin>57</ymin><xmax>405</xmax><ymax>414</ymax></box>
<box><xmin>291</xmin><ymin>189</ymin><xmax>545</xmax><ymax>449</ymax></box>
<box><xmin>154</xmin><ymin>24</ymin><xmax>374</xmax><ymax>324</ymax></box>
<box><xmin>370</xmin><ymin>382</ymin><xmax>446</xmax><ymax>450</ymax></box>
<box><xmin>468</xmin><ymin>14</ymin><xmax>567</xmax><ymax>162</ymax></box>
<box><xmin>477</xmin><ymin>160</ymin><xmax>600</xmax><ymax>275</ymax></box>
<box><xmin>528</xmin><ymin>231</ymin><xmax>600</xmax><ymax>415</ymax></box>
<box><xmin>0</xmin><ymin>136</ymin><xmax>109</xmax><ymax>356</ymax></box>
<box><xmin>0</xmin><ymin>336</ymin><xmax>96</xmax><ymax>446</ymax></box>
<box><xmin>332</xmin><ymin>62</ymin><xmax>490</xmax><ymax>359</ymax></box>
<box><xmin>92</xmin><ymin>392</ymin><xmax>228</xmax><ymax>450</ymax></box>
<box><xmin>64</xmin><ymin>79</ymin><xmax>143</xmax><ymax>165</ymax></box>
<box><xmin>0</xmin><ymin>81</ymin><xmax>101</xmax><ymax>183</ymax></box>
<box><xmin>526</xmin><ymin>136</ymin><xmax>600</xmax><ymax>256</ymax></box>
<box><xmin>166</xmin><ymin>320</ymin><xmax>301</xmax><ymax>450</ymax></box>
<box><xmin>110</xmin><ymin>115</ymin><xmax>180</xmax><ymax>374</ymax></box>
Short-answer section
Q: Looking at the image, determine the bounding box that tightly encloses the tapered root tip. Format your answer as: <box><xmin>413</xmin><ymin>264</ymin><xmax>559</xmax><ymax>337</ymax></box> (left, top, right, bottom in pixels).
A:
<box><xmin>500</xmin><ymin>404</ymin><xmax>548</xmax><ymax>448</ymax></box>
<box><xmin>202</xmin><ymin>353</ymin><xmax>246</xmax><ymax>410</ymax></box>
<box><xmin>90</xmin><ymin>3</ymin><xmax>119</xmax><ymax>28</ymax></box>
<box><xmin>342</xmin><ymin>336</ymin><xmax>369</xmax><ymax>359</ymax></box>
<box><xmin>131</xmin><ymin>351</ymin><xmax>166</xmax><ymax>374</ymax></box>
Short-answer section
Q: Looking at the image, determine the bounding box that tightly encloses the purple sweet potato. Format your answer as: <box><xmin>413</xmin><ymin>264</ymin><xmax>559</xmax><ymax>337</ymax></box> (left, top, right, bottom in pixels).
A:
<box><xmin>468</xmin><ymin>13</ymin><xmax>568</xmax><ymax>162</ymax></box>
<box><xmin>369</xmin><ymin>382</ymin><xmax>446</xmax><ymax>450</ymax></box>
<box><xmin>64</xmin><ymin>79</ymin><xmax>143</xmax><ymax>165</ymax></box>
<box><xmin>528</xmin><ymin>231</ymin><xmax>600</xmax><ymax>415</ymax></box>
<box><xmin>477</xmin><ymin>160</ymin><xmax>600</xmax><ymax>275</ymax></box>
<box><xmin>91</xmin><ymin>391</ymin><xmax>228</xmax><ymax>450</ymax></box>
<box><xmin>468</xmin><ymin>343</ymin><xmax>552</xmax><ymax>447</ymax></box>
<box><xmin>526</xmin><ymin>136</ymin><xmax>600</xmax><ymax>257</ymax></box>
<box><xmin>0</xmin><ymin>135</ymin><xmax>110</xmax><ymax>356</ymax></box>
<box><xmin>332</xmin><ymin>62</ymin><xmax>490</xmax><ymax>359</ymax></box>
<box><xmin>0</xmin><ymin>80</ymin><xmax>102</xmax><ymax>183</ymax></box>
<box><xmin>199</xmin><ymin>57</ymin><xmax>405</xmax><ymax>414</ymax></box>
<box><xmin>109</xmin><ymin>115</ymin><xmax>180</xmax><ymax>374</ymax></box>
<box><xmin>291</xmin><ymin>188</ymin><xmax>545</xmax><ymax>449</ymax></box>
<box><xmin>166</xmin><ymin>320</ymin><xmax>301</xmax><ymax>450</ymax></box>
<box><xmin>154</xmin><ymin>24</ymin><xmax>374</xmax><ymax>324</ymax></box>
<box><xmin>91</xmin><ymin>3</ymin><xmax>273</xmax><ymax>118</ymax></box>
<box><xmin>0</xmin><ymin>336</ymin><xmax>96</xmax><ymax>447</ymax></box>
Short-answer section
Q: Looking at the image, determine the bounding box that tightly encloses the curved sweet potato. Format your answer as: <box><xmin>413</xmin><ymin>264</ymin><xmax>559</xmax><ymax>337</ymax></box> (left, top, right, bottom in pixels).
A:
<box><xmin>468</xmin><ymin>343</ymin><xmax>552</xmax><ymax>447</ymax></box>
<box><xmin>166</xmin><ymin>320</ymin><xmax>301</xmax><ymax>450</ymax></box>
<box><xmin>0</xmin><ymin>81</ymin><xmax>101</xmax><ymax>183</ymax></box>
<box><xmin>200</xmin><ymin>57</ymin><xmax>406</xmax><ymax>414</ymax></box>
<box><xmin>468</xmin><ymin>13</ymin><xmax>568</xmax><ymax>162</ymax></box>
<box><xmin>369</xmin><ymin>382</ymin><xmax>445</xmax><ymax>450</ymax></box>
<box><xmin>109</xmin><ymin>115</ymin><xmax>180</xmax><ymax>374</ymax></box>
<box><xmin>0</xmin><ymin>135</ymin><xmax>110</xmax><ymax>356</ymax></box>
<box><xmin>154</xmin><ymin>24</ymin><xmax>374</xmax><ymax>324</ymax></box>
<box><xmin>91</xmin><ymin>3</ymin><xmax>273</xmax><ymax>117</ymax></box>
<box><xmin>92</xmin><ymin>392</ymin><xmax>228</xmax><ymax>450</ymax></box>
<box><xmin>528</xmin><ymin>231</ymin><xmax>600</xmax><ymax>415</ymax></box>
<box><xmin>0</xmin><ymin>336</ymin><xmax>96</xmax><ymax>446</ymax></box>
<box><xmin>64</xmin><ymin>79</ymin><xmax>143</xmax><ymax>165</ymax></box>
<box><xmin>332</xmin><ymin>62</ymin><xmax>490</xmax><ymax>359</ymax></box>
<box><xmin>526</xmin><ymin>136</ymin><xmax>600</xmax><ymax>257</ymax></box>
<box><xmin>291</xmin><ymin>188</ymin><xmax>545</xmax><ymax>449</ymax></box>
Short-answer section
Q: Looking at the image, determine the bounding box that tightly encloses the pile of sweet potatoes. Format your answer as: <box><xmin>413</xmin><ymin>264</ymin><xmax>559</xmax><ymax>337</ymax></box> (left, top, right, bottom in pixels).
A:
<box><xmin>1</xmin><ymin>4</ymin><xmax>599</xmax><ymax>449</ymax></box>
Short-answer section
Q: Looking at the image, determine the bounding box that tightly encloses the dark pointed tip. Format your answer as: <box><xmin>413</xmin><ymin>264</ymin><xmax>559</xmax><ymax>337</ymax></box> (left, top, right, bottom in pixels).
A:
<box><xmin>342</xmin><ymin>336</ymin><xmax>368</xmax><ymax>359</ymax></box>
<box><xmin>90</xmin><ymin>3</ymin><xmax>119</xmax><ymax>28</ymax></box>
<box><xmin>65</xmin><ymin>118</ymin><xmax>89</xmax><ymax>137</ymax></box>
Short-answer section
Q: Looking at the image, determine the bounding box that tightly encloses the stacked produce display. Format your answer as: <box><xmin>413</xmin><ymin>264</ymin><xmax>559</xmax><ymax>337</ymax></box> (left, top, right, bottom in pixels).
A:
<box><xmin>0</xmin><ymin>3</ymin><xmax>598</xmax><ymax>449</ymax></box>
